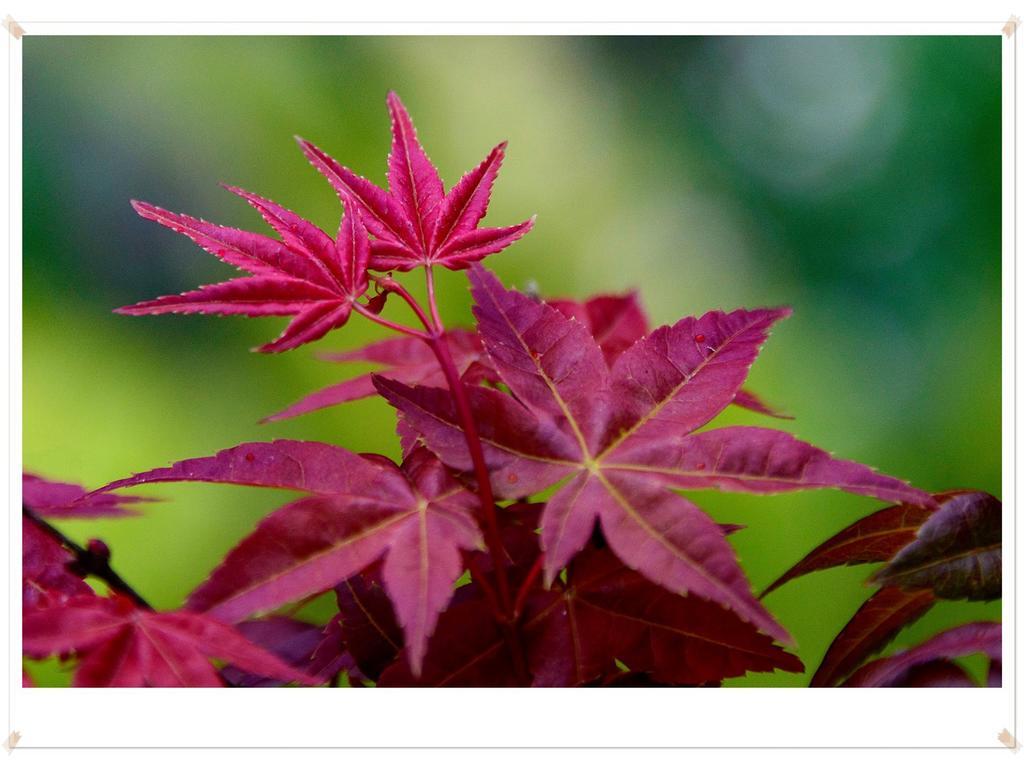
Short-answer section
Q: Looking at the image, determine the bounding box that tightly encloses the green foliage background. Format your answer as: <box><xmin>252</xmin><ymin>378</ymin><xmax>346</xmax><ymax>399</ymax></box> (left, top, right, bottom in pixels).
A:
<box><xmin>23</xmin><ymin>35</ymin><xmax>1001</xmax><ymax>687</ymax></box>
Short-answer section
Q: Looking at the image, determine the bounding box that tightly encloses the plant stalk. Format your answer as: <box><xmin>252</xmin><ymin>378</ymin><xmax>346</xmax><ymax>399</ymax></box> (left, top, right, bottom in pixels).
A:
<box><xmin>362</xmin><ymin>268</ymin><xmax>530</xmax><ymax>682</ymax></box>
<box><xmin>23</xmin><ymin>506</ymin><xmax>153</xmax><ymax>610</ymax></box>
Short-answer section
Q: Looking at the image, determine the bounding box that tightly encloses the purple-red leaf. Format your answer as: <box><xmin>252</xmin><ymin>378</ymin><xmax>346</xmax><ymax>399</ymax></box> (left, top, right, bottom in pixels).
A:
<box><xmin>23</xmin><ymin>473</ymin><xmax>150</xmax><ymax>519</ymax></box>
<box><xmin>386</xmin><ymin>92</ymin><xmax>445</xmax><ymax>251</ymax></box>
<box><xmin>379</xmin><ymin>596</ymin><xmax>518</xmax><ymax>686</ymax></box>
<box><xmin>761</xmin><ymin>494</ymin><xmax>957</xmax><ymax>597</ymax></box>
<box><xmin>99</xmin><ymin>443</ymin><xmax>481</xmax><ymax>675</ymax></box>
<box><xmin>382</xmin><ymin>269</ymin><xmax>933</xmax><ymax>645</ymax></box>
<box><xmin>299</xmin><ymin>94</ymin><xmax>531</xmax><ymax>271</ymax></box>
<box><xmin>121</xmin><ymin>194</ymin><xmax>373</xmax><ymax>353</ymax></box>
<box><xmin>382</xmin><ymin>547</ymin><xmax>801</xmax><ymax>687</ymax></box>
<box><xmin>469</xmin><ymin>265</ymin><xmax>612</xmax><ymax>454</ymax></box>
<box><xmin>605</xmin><ymin>426</ymin><xmax>934</xmax><ymax>506</ymax></box>
<box><xmin>988</xmin><ymin>659</ymin><xmax>1002</xmax><ymax>687</ymax></box>
<box><xmin>811</xmin><ymin>587</ymin><xmax>936</xmax><ymax>687</ymax></box>
<box><xmin>224</xmin><ymin>186</ymin><xmax>343</xmax><ymax>286</ymax></box>
<box><xmin>264</xmin><ymin>331</ymin><xmax>486</xmax><ymax>423</ymax></box>
<box><xmin>130</xmin><ymin>200</ymin><xmax>328</xmax><ymax>283</ymax></box>
<box><xmin>842</xmin><ymin>622</ymin><xmax>1000</xmax><ymax>687</ymax></box>
<box><xmin>220</xmin><ymin>616</ymin><xmax>348</xmax><ymax>687</ymax></box>
<box><xmin>23</xmin><ymin>517</ymin><xmax>92</xmax><ymax>610</ymax></box>
<box><xmin>23</xmin><ymin>595</ymin><xmax>319</xmax><ymax>687</ymax></box>
<box><xmin>94</xmin><ymin>440</ymin><xmax>390</xmax><ymax>497</ymax></box>
<box><xmin>431</xmin><ymin>142</ymin><xmax>506</xmax><ymax>254</ymax></box>
<box><xmin>871</xmin><ymin>491</ymin><xmax>1001</xmax><ymax>601</ymax></box>
<box><xmin>271</xmin><ymin>290</ymin><xmax>653</xmax><ymax>425</ymax></box>
<box><xmin>374</xmin><ymin>376</ymin><xmax>581</xmax><ymax>499</ymax></box>
<box><xmin>541</xmin><ymin>471</ymin><xmax>790</xmax><ymax>643</ymax></box>
<box><xmin>608</xmin><ymin>307</ymin><xmax>791</xmax><ymax>448</ymax></box>
<box><xmin>433</xmin><ymin>221</ymin><xmax>535</xmax><ymax>269</ymax></box>
<box><xmin>295</xmin><ymin>136</ymin><xmax>417</xmax><ymax>250</ymax></box>
<box><xmin>550</xmin><ymin>292</ymin><xmax>649</xmax><ymax>366</ymax></box>
<box><xmin>334</xmin><ymin>574</ymin><xmax>403</xmax><ymax>680</ymax></box>
<box><xmin>524</xmin><ymin>548</ymin><xmax>802</xmax><ymax>687</ymax></box>
<box><xmin>732</xmin><ymin>389</ymin><xmax>793</xmax><ymax>420</ymax></box>
<box><xmin>895</xmin><ymin>659</ymin><xmax>976</xmax><ymax>687</ymax></box>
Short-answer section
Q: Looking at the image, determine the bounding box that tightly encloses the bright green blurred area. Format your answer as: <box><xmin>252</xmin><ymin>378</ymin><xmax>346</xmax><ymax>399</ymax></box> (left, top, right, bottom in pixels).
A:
<box><xmin>23</xmin><ymin>36</ymin><xmax>1001</xmax><ymax>687</ymax></box>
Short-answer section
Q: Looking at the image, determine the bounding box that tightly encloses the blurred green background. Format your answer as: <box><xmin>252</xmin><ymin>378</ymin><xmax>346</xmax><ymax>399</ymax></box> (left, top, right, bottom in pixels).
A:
<box><xmin>23</xmin><ymin>35</ymin><xmax>1001</xmax><ymax>686</ymax></box>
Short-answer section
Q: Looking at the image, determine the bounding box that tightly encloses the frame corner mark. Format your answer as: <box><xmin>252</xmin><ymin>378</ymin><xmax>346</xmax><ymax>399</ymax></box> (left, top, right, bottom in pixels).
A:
<box><xmin>1</xmin><ymin>15</ymin><xmax>23</xmax><ymax>40</ymax></box>
<box><xmin>998</xmin><ymin>729</ymin><xmax>1019</xmax><ymax>752</ymax></box>
<box><xmin>2</xmin><ymin>731</ymin><xmax>21</xmax><ymax>754</ymax></box>
<box><xmin>1004</xmin><ymin>15</ymin><xmax>1021</xmax><ymax>37</ymax></box>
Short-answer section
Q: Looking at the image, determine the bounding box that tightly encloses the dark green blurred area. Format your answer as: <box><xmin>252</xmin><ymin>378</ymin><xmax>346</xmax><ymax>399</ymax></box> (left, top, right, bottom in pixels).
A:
<box><xmin>23</xmin><ymin>36</ymin><xmax>1001</xmax><ymax>687</ymax></box>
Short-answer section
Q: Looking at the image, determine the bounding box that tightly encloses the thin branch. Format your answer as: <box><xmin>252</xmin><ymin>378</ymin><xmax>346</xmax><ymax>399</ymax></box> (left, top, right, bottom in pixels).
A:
<box><xmin>23</xmin><ymin>506</ymin><xmax>153</xmax><ymax>610</ymax></box>
<box><xmin>513</xmin><ymin>554</ymin><xmax>544</xmax><ymax>619</ymax></box>
<box><xmin>353</xmin><ymin>301</ymin><xmax>430</xmax><ymax>340</ymax></box>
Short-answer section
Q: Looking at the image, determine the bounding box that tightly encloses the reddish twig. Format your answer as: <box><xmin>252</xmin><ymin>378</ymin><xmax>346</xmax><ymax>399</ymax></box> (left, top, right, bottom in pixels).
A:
<box><xmin>23</xmin><ymin>506</ymin><xmax>152</xmax><ymax>610</ymax></box>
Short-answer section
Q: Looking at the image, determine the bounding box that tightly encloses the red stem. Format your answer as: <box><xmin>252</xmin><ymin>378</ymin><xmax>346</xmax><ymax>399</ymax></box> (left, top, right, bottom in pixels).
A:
<box><xmin>464</xmin><ymin>558</ymin><xmax>503</xmax><ymax>618</ymax></box>
<box><xmin>359</xmin><ymin>272</ymin><xmax>514</xmax><ymax>619</ymax></box>
<box><xmin>513</xmin><ymin>554</ymin><xmax>544</xmax><ymax>619</ymax></box>
<box><xmin>373</xmin><ymin>275</ymin><xmax>434</xmax><ymax>332</ymax></box>
<box><xmin>425</xmin><ymin>266</ymin><xmax>443</xmax><ymax>330</ymax></box>
<box><xmin>426</xmin><ymin>333</ymin><xmax>513</xmax><ymax>615</ymax></box>
<box><xmin>358</xmin><ymin>269</ymin><xmax>528</xmax><ymax>682</ymax></box>
<box><xmin>353</xmin><ymin>302</ymin><xmax>429</xmax><ymax>340</ymax></box>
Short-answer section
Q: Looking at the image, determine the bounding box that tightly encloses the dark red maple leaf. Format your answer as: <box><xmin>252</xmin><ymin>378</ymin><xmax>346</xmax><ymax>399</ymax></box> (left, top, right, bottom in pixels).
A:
<box><xmin>377</xmin><ymin>266</ymin><xmax>935</xmax><ymax>643</ymax></box>
<box><xmin>841</xmin><ymin>621</ymin><xmax>1000</xmax><ymax>688</ymax></box>
<box><xmin>22</xmin><ymin>473</ymin><xmax>152</xmax><ymax>610</ymax></box>
<box><xmin>220</xmin><ymin>616</ymin><xmax>351</xmax><ymax>687</ymax></box>
<box><xmin>265</xmin><ymin>290</ymin><xmax>785</xmax><ymax>423</ymax></box>
<box><xmin>549</xmin><ymin>290</ymin><xmax>788</xmax><ymax>418</ymax></box>
<box><xmin>95</xmin><ymin>442</ymin><xmax>482</xmax><ymax>675</ymax></box>
<box><xmin>23</xmin><ymin>594</ymin><xmax>319</xmax><ymax>687</ymax></box>
<box><xmin>771</xmin><ymin>489</ymin><xmax>1001</xmax><ymax>687</ymax></box>
<box><xmin>263</xmin><ymin>330</ymin><xmax>490</xmax><ymax>422</ymax></box>
<box><xmin>892</xmin><ymin>659</ymin><xmax>976</xmax><ymax>687</ymax></box>
<box><xmin>381</xmin><ymin>546</ymin><xmax>802</xmax><ymax>687</ymax></box>
<box><xmin>548</xmin><ymin>292</ymin><xmax>651</xmax><ymax>366</ymax></box>
<box><xmin>333</xmin><ymin>574</ymin><xmax>403</xmax><ymax>681</ymax></box>
<box><xmin>871</xmin><ymin>490</ymin><xmax>1001</xmax><ymax>601</ymax></box>
<box><xmin>810</xmin><ymin>586</ymin><xmax>936</xmax><ymax>687</ymax></box>
<box><xmin>23</xmin><ymin>516</ymin><xmax>92</xmax><ymax>611</ymax></box>
<box><xmin>116</xmin><ymin>188</ymin><xmax>372</xmax><ymax>353</ymax></box>
<box><xmin>297</xmin><ymin>92</ymin><xmax>533</xmax><ymax>271</ymax></box>
<box><xmin>763</xmin><ymin>490</ymin><xmax>1000</xmax><ymax>602</ymax></box>
<box><xmin>24</xmin><ymin>472</ymin><xmax>151</xmax><ymax>519</ymax></box>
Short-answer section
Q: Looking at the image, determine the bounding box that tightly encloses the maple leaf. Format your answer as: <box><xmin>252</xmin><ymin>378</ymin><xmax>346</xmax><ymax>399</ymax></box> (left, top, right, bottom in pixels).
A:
<box><xmin>810</xmin><ymin>586</ymin><xmax>936</xmax><ymax>687</ymax></box>
<box><xmin>988</xmin><ymin>659</ymin><xmax>1002</xmax><ymax>687</ymax></box>
<box><xmin>760</xmin><ymin>492</ymin><xmax>966</xmax><ymax>597</ymax></box>
<box><xmin>265</xmin><ymin>290</ymin><xmax>778</xmax><ymax>423</ymax></box>
<box><xmin>550</xmin><ymin>291</ymin><xmax>788</xmax><ymax>417</ymax></box>
<box><xmin>333</xmin><ymin>574</ymin><xmax>403</xmax><ymax>681</ymax></box>
<box><xmin>871</xmin><ymin>491</ymin><xmax>1001</xmax><ymax>601</ymax></box>
<box><xmin>892</xmin><ymin>659</ymin><xmax>976</xmax><ymax>687</ymax></box>
<box><xmin>220</xmin><ymin>616</ymin><xmax>350</xmax><ymax>687</ymax></box>
<box><xmin>296</xmin><ymin>92</ymin><xmax>533</xmax><ymax>271</ymax></box>
<box><xmin>22</xmin><ymin>472</ymin><xmax>152</xmax><ymax>610</ymax></box>
<box><xmin>22</xmin><ymin>516</ymin><xmax>92</xmax><ymax>610</ymax></box>
<box><xmin>22</xmin><ymin>595</ymin><xmax>320</xmax><ymax>687</ymax></box>
<box><xmin>381</xmin><ymin>546</ymin><xmax>802</xmax><ymax>687</ymax></box>
<box><xmin>23</xmin><ymin>472</ymin><xmax>151</xmax><ymax>518</ymax></box>
<box><xmin>548</xmin><ymin>292</ymin><xmax>651</xmax><ymax>366</ymax></box>
<box><xmin>96</xmin><ymin>442</ymin><xmax>483</xmax><ymax>674</ymax></box>
<box><xmin>263</xmin><ymin>330</ymin><xmax>489</xmax><ymax>422</ymax></box>
<box><xmin>841</xmin><ymin>621</ymin><xmax>1000</xmax><ymax>687</ymax></box>
<box><xmin>377</xmin><ymin>267</ymin><xmax>935</xmax><ymax>643</ymax></box>
<box><xmin>115</xmin><ymin>188</ymin><xmax>371</xmax><ymax>353</ymax></box>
